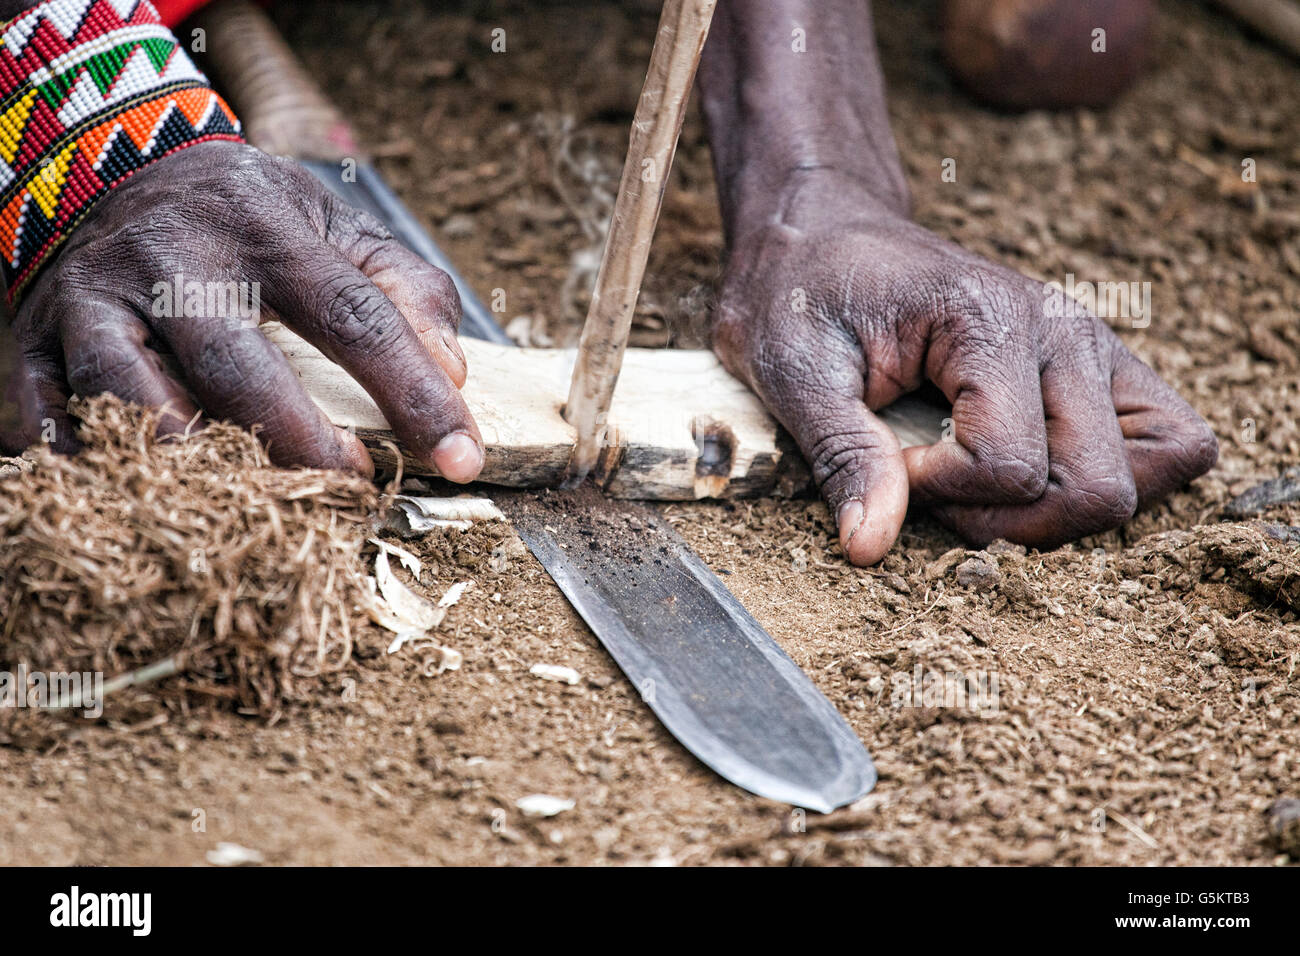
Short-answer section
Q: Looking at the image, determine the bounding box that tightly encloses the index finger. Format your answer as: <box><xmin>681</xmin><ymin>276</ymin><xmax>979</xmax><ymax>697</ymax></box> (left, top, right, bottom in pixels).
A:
<box><xmin>322</xmin><ymin>200</ymin><xmax>470</xmax><ymax>388</ymax></box>
<box><xmin>263</xmin><ymin>240</ymin><xmax>484</xmax><ymax>483</ymax></box>
<box><xmin>928</xmin><ymin>318</ymin><xmax>1137</xmax><ymax>548</ymax></box>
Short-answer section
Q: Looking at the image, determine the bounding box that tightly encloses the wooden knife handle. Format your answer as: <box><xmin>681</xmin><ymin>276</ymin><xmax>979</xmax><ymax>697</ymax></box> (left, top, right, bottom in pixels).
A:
<box><xmin>192</xmin><ymin>0</ymin><xmax>363</xmax><ymax>162</ymax></box>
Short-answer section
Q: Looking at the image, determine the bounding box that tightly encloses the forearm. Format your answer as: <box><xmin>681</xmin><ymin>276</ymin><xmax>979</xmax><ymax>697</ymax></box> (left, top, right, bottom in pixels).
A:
<box><xmin>699</xmin><ymin>0</ymin><xmax>910</xmax><ymax>242</ymax></box>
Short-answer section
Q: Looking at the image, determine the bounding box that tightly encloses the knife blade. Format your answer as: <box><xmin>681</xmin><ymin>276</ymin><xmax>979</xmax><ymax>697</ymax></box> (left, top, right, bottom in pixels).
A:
<box><xmin>504</xmin><ymin>487</ymin><xmax>874</xmax><ymax>812</ymax></box>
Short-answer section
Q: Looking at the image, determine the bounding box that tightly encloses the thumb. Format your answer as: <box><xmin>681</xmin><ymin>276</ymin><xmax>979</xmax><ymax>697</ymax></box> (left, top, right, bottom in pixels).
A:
<box><xmin>754</xmin><ymin>365</ymin><xmax>909</xmax><ymax>565</ymax></box>
<box><xmin>816</xmin><ymin>402</ymin><xmax>909</xmax><ymax>566</ymax></box>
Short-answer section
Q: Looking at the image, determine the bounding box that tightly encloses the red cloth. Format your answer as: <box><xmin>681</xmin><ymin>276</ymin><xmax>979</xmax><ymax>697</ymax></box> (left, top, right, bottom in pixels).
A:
<box><xmin>153</xmin><ymin>0</ymin><xmax>217</xmax><ymax>27</ymax></box>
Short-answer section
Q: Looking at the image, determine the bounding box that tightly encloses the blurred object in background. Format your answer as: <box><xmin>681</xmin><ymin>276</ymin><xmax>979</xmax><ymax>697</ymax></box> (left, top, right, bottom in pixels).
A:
<box><xmin>942</xmin><ymin>0</ymin><xmax>1157</xmax><ymax>109</ymax></box>
<box><xmin>1209</xmin><ymin>0</ymin><xmax>1300</xmax><ymax>60</ymax></box>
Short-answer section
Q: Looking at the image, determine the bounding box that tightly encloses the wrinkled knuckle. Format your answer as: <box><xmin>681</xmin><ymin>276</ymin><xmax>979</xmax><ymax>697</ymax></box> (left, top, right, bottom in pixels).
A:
<box><xmin>930</xmin><ymin>274</ymin><xmax>977</xmax><ymax>320</ymax></box>
<box><xmin>39</xmin><ymin>254</ymin><xmax>103</xmax><ymax>302</ymax></box>
<box><xmin>937</xmin><ymin>270</ymin><xmax>992</xmax><ymax>316</ymax></box>
<box><xmin>109</xmin><ymin>217</ymin><xmax>168</xmax><ymax>257</ymax></box>
<box><xmin>751</xmin><ymin>336</ymin><xmax>820</xmax><ymax>393</ymax></box>
<box><xmin>809</xmin><ymin>437</ymin><xmax>862</xmax><ymax>491</ymax></box>
<box><xmin>247</xmin><ymin>155</ymin><xmax>335</xmax><ymax>229</ymax></box>
<box><xmin>1175</xmin><ymin>418</ymin><xmax>1219</xmax><ymax>478</ymax></box>
<box><xmin>335</xmin><ymin>209</ymin><xmax>396</xmax><ymax>258</ymax></box>
<box><xmin>980</xmin><ymin>444</ymin><xmax>1049</xmax><ymax>502</ymax></box>
<box><xmin>353</xmin><ymin>210</ymin><xmax>395</xmax><ymax>246</ymax></box>
<box><xmin>319</xmin><ymin>279</ymin><xmax>399</xmax><ymax>352</ymax></box>
<box><xmin>264</xmin><ymin>151</ymin><xmax>323</xmax><ymax>193</ymax></box>
<box><xmin>66</xmin><ymin>346</ymin><xmax>137</xmax><ymax>395</ymax></box>
<box><xmin>53</xmin><ymin>255</ymin><xmax>96</xmax><ymax>289</ymax></box>
<box><xmin>933</xmin><ymin>272</ymin><xmax>1021</xmax><ymax>348</ymax></box>
<box><xmin>1071</xmin><ymin>474</ymin><xmax>1139</xmax><ymax>531</ymax></box>
<box><xmin>805</xmin><ymin>426</ymin><xmax>874</xmax><ymax>493</ymax></box>
<box><xmin>425</xmin><ymin>266</ymin><xmax>458</xmax><ymax>306</ymax></box>
<box><xmin>425</xmin><ymin>267</ymin><xmax>462</xmax><ymax>327</ymax></box>
<box><xmin>194</xmin><ymin>328</ymin><xmax>260</xmax><ymax>396</ymax></box>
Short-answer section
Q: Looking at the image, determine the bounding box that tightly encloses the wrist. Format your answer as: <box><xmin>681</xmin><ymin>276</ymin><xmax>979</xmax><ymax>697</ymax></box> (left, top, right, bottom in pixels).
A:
<box><xmin>699</xmin><ymin>0</ymin><xmax>911</xmax><ymax>245</ymax></box>
<box><xmin>722</xmin><ymin>159</ymin><xmax>911</xmax><ymax>244</ymax></box>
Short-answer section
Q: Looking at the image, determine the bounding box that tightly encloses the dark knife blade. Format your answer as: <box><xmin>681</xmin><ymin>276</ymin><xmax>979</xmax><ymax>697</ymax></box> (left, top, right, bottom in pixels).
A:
<box><xmin>503</xmin><ymin>487</ymin><xmax>875</xmax><ymax>812</ymax></box>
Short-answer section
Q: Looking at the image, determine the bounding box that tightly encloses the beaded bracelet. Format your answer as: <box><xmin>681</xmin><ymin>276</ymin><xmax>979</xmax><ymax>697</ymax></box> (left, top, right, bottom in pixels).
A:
<box><xmin>0</xmin><ymin>0</ymin><xmax>243</xmax><ymax>304</ymax></box>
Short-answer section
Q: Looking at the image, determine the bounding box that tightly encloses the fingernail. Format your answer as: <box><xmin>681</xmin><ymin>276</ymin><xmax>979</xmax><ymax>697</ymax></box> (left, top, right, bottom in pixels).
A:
<box><xmin>433</xmin><ymin>431</ymin><xmax>483</xmax><ymax>483</ymax></box>
<box><xmin>337</xmin><ymin>428</ymin><xmax>375</xmax><ymax>478</ymax></box>
<box><xmin>441</xmin><ymin>329</ymin><xmax>468</xmax><ymax>380</ymax></box>
<box><xmin>837</xmin><ymin>500</ymin><xmax>865</xmax><ymax>555</ymax></box>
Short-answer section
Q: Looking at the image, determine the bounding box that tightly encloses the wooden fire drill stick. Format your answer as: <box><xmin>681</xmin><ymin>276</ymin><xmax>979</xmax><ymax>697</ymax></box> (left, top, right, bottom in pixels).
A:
<box><xmin>563</xmin><ymin>0</ymin><xmax>717</xmax><ymax>485</ymax></box>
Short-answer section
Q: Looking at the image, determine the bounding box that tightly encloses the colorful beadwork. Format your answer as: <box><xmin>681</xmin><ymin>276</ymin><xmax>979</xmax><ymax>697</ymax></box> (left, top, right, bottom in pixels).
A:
<box><xmin>0</xmin><ymin>0</ymin><xmax>243</xmax><ymax>304</ymax></box>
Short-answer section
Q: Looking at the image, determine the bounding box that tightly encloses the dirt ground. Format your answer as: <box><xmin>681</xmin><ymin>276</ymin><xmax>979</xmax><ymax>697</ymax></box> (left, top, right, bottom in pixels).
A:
<box><xmin>2</xmin><ymin>0</ymin><xmax>1299</xmax><ymax>866</ymax></box>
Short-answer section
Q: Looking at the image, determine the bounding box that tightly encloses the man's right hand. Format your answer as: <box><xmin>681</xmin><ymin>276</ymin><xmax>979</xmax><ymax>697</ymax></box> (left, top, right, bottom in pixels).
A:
<box><xmin>700</xmin><ymin>0</ymin><xmax>1218</xmax><ymax>564</ymax></box>
<box><xmin>712</xmin><ymin>178</ymin><xmax>1219</xmax><ymax>564</ymax></box>
<box><xmin>1</xmin><ymin>140</ymin><xmax>485</xmax><ymax>482</ymax></box>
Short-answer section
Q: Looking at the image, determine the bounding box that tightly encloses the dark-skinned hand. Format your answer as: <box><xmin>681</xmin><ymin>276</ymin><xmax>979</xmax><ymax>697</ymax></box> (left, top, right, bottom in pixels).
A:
<box><xmin>0</xmin><ymin>141</ymin><xmax>484</xmax><ymax>482</ymax></box>
<box><xmin>712</xmin><ymin>179</ymin><xmax>1218</xmax><ymax>565</ymax></box>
